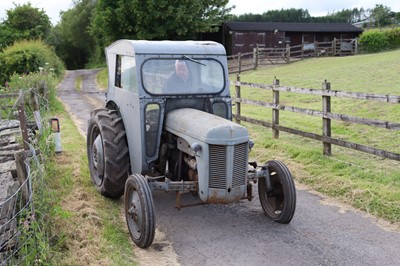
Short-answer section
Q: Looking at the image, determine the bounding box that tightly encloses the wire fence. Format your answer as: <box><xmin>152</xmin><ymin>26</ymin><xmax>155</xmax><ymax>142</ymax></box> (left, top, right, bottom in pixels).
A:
<box><xmin>0</xmin><ymin>85</ymin><xmax>50</xmax><ymax>265</ymax></box>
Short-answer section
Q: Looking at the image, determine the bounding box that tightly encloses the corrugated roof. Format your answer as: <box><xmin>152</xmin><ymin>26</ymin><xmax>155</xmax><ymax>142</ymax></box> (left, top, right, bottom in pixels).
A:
<box><xmin>225</xmin><ymin>22</ymin><xmax>363</xmax><ymax>33</ymax></box>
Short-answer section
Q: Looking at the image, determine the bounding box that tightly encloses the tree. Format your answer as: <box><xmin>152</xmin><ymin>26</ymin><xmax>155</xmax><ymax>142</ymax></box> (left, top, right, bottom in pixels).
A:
<box><xmin>369</xmin><ymin>4</ymin><xmax>392</xmax><ymax>27</ymax></box>
<box><xmin>231</xmin><ymin>8</ymin><xmax>311</xmax><ymax>22</ymax></box>
<box><xmin>325</xmin><ymin>8</ymin><xmax>366</xmax><ymax>23</ymax></box>
<box><xmin>51</xmin><ymin>0</ymin><xmax>97</xmax><ymax>69</ymax></box>
<box><xmin>0</xmin><ymin>3</ymin><xmax>51</xmax><ymax>49</ymax></box>
<box><xmin>91</xmin><ymin>0</ymin><xmax>233</xmax><ymax>49</ymax></box>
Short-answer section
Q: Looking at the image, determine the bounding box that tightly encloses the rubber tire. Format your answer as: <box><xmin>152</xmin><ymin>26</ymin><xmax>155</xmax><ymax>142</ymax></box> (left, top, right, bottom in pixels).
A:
<box><xmin>87</xmin><ymin>108</ymin><xmax>130</xmax><ymax>199</ymax></box>
<box><xmin>124</xmin><ymin>174</ymin><xmax>155</xmax><ymax>248</ymax></box>
<box><xmin>258</xmin><ymin>160</ymin><xmax>296</xmax><ymax>224</ymax></box>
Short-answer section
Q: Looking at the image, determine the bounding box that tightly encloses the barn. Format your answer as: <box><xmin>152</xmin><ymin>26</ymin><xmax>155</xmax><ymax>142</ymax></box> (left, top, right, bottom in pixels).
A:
<box><xmin>201</xmin><ymin>22</ymin><xmax>363</xmax><ymax>55</ymax></box>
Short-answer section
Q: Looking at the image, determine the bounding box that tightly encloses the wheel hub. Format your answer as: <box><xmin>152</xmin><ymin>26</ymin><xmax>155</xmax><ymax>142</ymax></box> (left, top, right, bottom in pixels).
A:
<box><xmin>128</xmin><ymin>203</ymin><xmax>138</xmax><ymax>222</ymax></box>
<box><xmin>93</xmin><ymin>135</ymin><xmax>104</xmax><ymax>177</ymax></box>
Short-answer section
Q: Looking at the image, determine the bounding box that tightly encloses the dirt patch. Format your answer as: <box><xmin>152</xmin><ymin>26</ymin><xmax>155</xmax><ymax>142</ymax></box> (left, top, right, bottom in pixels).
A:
<box><xmin>132</xmin><ymin>228</ymin><xmax>179</xmax><ymax>266</ymax></box>
<box><xmin>60</xmin><ymin>188</ymin><xmax>110</xmax><ymax>266</ymax></box>
<box><xmin>53</xmin><ymin>148</ymin><xmax>110</xmax><ymax>266</ymax></box>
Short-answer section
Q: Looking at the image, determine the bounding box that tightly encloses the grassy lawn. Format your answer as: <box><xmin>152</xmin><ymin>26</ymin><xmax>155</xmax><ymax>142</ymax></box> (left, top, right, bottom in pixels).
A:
<box><xmin>232</xmin><ymin>49</ymin><xmax>400</xmax><ymax>224</ymax></box>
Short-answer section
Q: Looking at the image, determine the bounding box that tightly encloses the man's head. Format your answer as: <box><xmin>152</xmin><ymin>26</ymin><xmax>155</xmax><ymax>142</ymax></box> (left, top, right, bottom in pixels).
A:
<box><xmin>175</xmin><ymin>60</ymin><xmax>189</xmax><ymax>81</ymax></box>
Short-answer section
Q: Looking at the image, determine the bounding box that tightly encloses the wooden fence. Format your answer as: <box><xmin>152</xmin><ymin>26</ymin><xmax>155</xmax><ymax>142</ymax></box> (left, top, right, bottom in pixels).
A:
<box><xmin>228</xmin><ymin>38</ymin><xmax>359</xmax><ymax>74</ymax></box>
<box><xmin>233</xmin><ymin>75</ymin><xmax>400</xmax><ymax>161</ymax></box>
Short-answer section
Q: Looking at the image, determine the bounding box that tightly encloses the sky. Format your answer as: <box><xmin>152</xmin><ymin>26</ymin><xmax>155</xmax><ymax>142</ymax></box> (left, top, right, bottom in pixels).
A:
<box><xmin>0</xmin><ymin>0</ymin><xmax>400</xmax><ymax>25</ymax></box>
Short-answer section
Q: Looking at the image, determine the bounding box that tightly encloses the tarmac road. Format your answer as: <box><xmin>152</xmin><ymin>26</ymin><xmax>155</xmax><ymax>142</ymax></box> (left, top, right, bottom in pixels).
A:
<box><xmin>58</xmin><ymin>69</ymin><xmax>400</xmax><ymax>266</ymax></box>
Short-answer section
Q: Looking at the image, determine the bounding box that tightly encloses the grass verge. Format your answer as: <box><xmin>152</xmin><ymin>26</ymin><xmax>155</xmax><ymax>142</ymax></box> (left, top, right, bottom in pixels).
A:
<box><xmin>75</xmin><ymin>76</ymin><xmax>82</xmax><ymax>91</ymax></box>
<box><xmin>96</xmin><ymin>68</ymin><xmax>108</xmax><ymax>91</ymax></box>
<box><xmin>45</xmin><ymin>107</ymin><xmax>136</xmax><ymax>265</ymax></box>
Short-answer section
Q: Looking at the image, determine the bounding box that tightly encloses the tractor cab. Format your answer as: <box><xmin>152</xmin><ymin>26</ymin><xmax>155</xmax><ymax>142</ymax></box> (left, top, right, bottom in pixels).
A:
<box><xmin>105</xmin><ymin>40</ymin><xmax>233</xmax><ymax>174</ymax></box>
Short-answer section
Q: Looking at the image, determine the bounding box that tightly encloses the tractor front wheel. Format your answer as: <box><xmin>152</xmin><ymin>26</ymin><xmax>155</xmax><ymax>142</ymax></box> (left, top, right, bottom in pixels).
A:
<box><xmin>258</xmin><ymin>160</ymin><xmax>296</xmax><ymax>223</ymax></box>
<box><xmin>124</xmin><ymin>174</ymin><xmax>155</xmax><ymax>248</ymax></box>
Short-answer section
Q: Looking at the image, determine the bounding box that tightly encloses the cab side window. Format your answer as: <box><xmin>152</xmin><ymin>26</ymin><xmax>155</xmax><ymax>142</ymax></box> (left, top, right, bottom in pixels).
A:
<box><xmin>115</xmin><ymin>55</ymin><xmax>122</xmax><ymax>88</ymax></box>
<box><xmin>115</xmin><ymin>55</ymin><xmax>137</xmax><ymax>93</ymax></box>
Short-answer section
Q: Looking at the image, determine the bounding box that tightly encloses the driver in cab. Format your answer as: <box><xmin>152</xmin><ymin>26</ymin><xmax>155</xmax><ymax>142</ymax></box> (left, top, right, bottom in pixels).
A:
<box><xmin>163</xmin><ymin>60</ymin><xmax>192</xmax><ymax>91</ymax></box>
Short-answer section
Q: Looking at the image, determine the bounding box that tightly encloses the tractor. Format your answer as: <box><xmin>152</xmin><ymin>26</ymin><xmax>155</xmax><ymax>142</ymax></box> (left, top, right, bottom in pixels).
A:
<box><xmin>87</xmin><ymin>40</ymin><xmax>296</xmax><ymax>248</ymax></box>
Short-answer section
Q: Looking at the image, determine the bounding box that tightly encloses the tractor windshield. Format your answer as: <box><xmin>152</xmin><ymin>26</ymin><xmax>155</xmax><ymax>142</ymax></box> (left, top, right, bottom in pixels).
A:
<box><xmin>141</xmin><ymin>58</ymin><xmax>225</xmax><ymax>95</ymax></box>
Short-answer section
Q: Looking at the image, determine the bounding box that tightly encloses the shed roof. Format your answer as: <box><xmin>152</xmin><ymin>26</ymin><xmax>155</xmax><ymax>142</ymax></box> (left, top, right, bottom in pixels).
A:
<box><xmin>224</xmin><ymin>22</ymin><xmax>363</xmax><ymax>33</ymax></box>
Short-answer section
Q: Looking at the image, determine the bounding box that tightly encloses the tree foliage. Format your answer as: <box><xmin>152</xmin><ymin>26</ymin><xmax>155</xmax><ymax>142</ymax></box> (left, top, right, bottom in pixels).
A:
<box><xmin>231</xmin><ymin>8</ymin><xmax>311</xmax><ymax>22</ymax></box>
<box><xmin>325</xmin><ymin>8</ymin><xmax>366</xmax><ymax>23</ymax></box>
<box><xmin>0</xmin><ymin>40</ymin><xmax>64</xmax><ymax>85</ymax></box>
<box><xmin>230</xmin><ymin>8</ymin><xmax>366</xmax><ymax>23</ymax></box>
<box><xmin>369</xmin><ymin>4</ymin><xmax>392</xmax><ymax>27</ymax></box>
<box><xmin>51</xmin><ymin>0</ymin><xmax>97</xmax><ymax>69</ymax></box>
<box><xmin>91</xmin><ymin>0</ymin><xmax>233</xmax><ymax>49</ymax></box>
<box><xmin>0</xmin><ymin>3</ymin><xmax>51</xmax><ymax>49</ymax></box>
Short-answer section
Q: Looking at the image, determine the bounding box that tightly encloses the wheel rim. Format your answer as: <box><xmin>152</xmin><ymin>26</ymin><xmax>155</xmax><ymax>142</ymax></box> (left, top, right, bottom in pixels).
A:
<box><xmin>91</xmin><ymin>129</ymin><xmax>104</xmax><ymax>186</ymax></box>
<box><xmin>126</xmin><ymin>186</ymin><xmax>143</xmax><ymax>240</ymax></box>
<box><xmin>265</xmin><ymin>176</ymin><xmax>284</xmax><ymax>218</ymax></box>
<box><xmin>260</xmin><ymin>171</ymin><xmax>285</xmax><ymax>219</ymax></box>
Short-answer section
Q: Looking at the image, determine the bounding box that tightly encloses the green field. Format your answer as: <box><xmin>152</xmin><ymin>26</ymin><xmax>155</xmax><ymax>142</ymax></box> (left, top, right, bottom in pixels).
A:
<box><xmin>232</xmin><ymin>49</ymin><xmax>400</xmax><ymax>224</ymax></box>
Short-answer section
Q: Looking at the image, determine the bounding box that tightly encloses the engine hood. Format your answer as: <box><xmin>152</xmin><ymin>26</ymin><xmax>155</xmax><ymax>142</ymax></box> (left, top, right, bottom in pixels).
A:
<box><xmin>164</xmin><ymin>108</ymin><xmax>249</xmax><ymax>145</ymax></box>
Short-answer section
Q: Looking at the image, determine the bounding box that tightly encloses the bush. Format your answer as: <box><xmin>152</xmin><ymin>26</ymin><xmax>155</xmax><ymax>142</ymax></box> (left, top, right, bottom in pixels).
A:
<box><xmin>359</xmin><ymin>30</ymin><xmax>388</xmax><ymax>53</ymax></box>
<box><xmin>0</xmin><ymin>39</ymin><xmax>64</xmax><ymax>85</ymax></box>
<box><xmin>385</xmin><ymin>28</ymin><xmax>400</xmax><ymax>49</ymax></box>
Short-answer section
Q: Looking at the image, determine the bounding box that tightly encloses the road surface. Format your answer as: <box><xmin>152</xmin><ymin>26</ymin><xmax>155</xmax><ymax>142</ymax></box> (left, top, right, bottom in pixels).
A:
<box><xmin>58</xmin><ymin>69</ymin><xmax>400</xmax><ymax>266</ymax></box>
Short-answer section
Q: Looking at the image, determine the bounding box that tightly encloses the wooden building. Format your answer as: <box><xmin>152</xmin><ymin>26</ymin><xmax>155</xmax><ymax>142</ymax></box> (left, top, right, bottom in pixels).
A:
<box><xmin>202</xmin><ymin>22</ymin><xmax>363</xmax><ymax>55</ymax></box>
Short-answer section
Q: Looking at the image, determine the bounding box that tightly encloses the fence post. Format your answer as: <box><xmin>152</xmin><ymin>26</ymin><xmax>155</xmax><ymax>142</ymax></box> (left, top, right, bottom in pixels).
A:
<box><xmin>254</xmin><ymin>46</ymin><xmax>259</xmax><ymax>69</ymax></box>
<box><xmin>235</xmin><ymin>74</ymin><xmax>241</xmax><ymax>124</ymax></box>
<box><xmin>322</xmin><ymin>80</ymin><xmax>332</xmax><ymax>156</ymax></box>
<box><xmin>238</xmin><ymin>52</ymin><xmax>242</xmax><ymax>74</ymax></box>
<box><xmin>314</xmin><ymin>41</ymin><xmax>318</xmax><ymax>57</ymax></box>
<box><xmin>272</xmin><ymin>78</ymin><xmax>280</xmax><ymax>139</ymax></box>
<box><xmin>332</xmin><ymin>38</ymin><xmax>337</xmax><ymax>56</ymax></box>
<box><xmin>18</xmin><ymin>104</ymin><xmax>30</xmax><ymax>151</ymax></box>
<box><xmin>301</xmin><ymin>44</ymin><xmax>304</xmax><ymax>59</ymax></box>
<box><xmin>15</xmin><ymin>150</ymin><xmax>30</xmax><ymax>204</ymax></box>
<box><xmin>354</xmin><ymin>38</ymin><xmax>359</xmax><ymax>55</ymax></box>
<box><xmin>285</xmin><ymin>43</ymin><xmax>290</xmax><ymax>64</ymax></box>
<box><xmin>30</xmin><ymin>88</ymin><xmax>39</xmax><ymax>111</ymax></box>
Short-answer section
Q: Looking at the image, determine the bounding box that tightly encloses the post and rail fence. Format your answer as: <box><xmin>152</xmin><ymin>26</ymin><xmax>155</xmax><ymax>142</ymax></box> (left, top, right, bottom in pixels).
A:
<box><xmin>228</xmin><ymin>38</ymin><xmax>359</xmax><ymax>74</ymax></box>
<box><xmin>233</xmin><ymin>74</ymin><xmax>400</xmax><ymax>161</ymax></box>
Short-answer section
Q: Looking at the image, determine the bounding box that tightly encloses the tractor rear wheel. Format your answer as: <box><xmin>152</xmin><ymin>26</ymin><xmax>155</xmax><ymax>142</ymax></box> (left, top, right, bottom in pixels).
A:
<box><xmin>87</xmin><ymin>108</ymin><xmax>130</xmax><ymax>198</ymax></box>
<box><xmin>125</xmin><ymin>174</ymin><xmax>155</xmax><ymax>248</ymax></box>
<box><xmin>258</xmin><ymin>160</ymin><xmax>296</xmax><ymax>223</ymax></box>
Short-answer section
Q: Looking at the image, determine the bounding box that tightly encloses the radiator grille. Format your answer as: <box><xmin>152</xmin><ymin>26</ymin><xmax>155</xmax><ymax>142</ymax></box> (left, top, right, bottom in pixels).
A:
<box><xmin>209</xmin><ymin>145</ymin><xmax>226</xmax><ymax>189</ymax></box>
<box><xmin>232</xmin><ymin>142</ymin><xmax>247</xmax><ymax>188</ymax></box>
<box><xmin>209</xmin><ymin>143</ymin><xmax>247</xmax><ymax>189</ymax></box>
